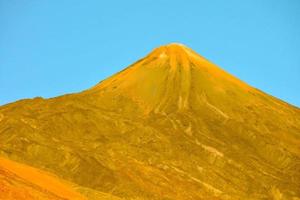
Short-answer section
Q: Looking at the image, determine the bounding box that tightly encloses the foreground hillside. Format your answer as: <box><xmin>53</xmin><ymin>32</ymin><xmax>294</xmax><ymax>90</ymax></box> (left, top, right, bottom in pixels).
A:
<box><xmin>0</xmin><ymin>157</ymin><xmax>86</xmax><ymax>200</ymax></box>
<box><xmin>0</xmin><ymin>43</ymin><xmax>299</xmax><ymax>199</ymax></box>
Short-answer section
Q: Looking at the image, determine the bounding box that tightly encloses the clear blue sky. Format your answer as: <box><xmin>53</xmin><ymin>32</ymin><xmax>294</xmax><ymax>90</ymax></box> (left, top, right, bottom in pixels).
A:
<box><xmin>1</xmin><ymin>0</ymin><xmax>300</xmax><ymax>107</ymax></box>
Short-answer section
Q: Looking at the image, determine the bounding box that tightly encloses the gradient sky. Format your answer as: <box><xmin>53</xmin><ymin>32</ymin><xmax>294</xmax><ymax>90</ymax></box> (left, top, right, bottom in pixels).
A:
<box><xmin>1</xmin><ymin>0</ymin><xmax>300</xmax><ymax>107</ymax></box>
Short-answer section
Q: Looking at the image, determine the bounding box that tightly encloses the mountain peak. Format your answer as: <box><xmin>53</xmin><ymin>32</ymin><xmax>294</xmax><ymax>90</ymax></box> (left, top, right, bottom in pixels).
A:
<box><xmin>147</xmin><ymin>43</ymin><xmax>207</xmax><ymax>70</ymax></box>
<box><xmin>88</xmin><ymin>43</ymin><xmax>252</xmax><ymax>113</ymax></box>
<box><xmin>151</xmin><ymin>43</ymin><xmax>192</xmax><ymax>56</ymax></box>
<box><xmin>163</xmin><ymin>42</ymin><xmax>189</xmax><ymax>49</ymax></box>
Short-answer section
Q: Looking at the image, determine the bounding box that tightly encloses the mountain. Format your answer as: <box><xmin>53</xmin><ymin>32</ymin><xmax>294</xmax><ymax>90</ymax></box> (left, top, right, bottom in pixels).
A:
<box><xmin>0</xmin><ymin>43</ymin><xmax>299</xmax><ymax>200</ymax></box>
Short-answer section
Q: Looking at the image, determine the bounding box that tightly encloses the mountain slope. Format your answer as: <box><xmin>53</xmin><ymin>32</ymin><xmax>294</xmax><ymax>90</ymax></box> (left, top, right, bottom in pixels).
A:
<box><xmin>0</xmin><ymin>43</ymin><xmax>299</xmax><ymax>199</ymax></box>
<box><xmin>0</xmin><ymin>156</ymin><xmax>86</xmax><ymax>200</ymax></box>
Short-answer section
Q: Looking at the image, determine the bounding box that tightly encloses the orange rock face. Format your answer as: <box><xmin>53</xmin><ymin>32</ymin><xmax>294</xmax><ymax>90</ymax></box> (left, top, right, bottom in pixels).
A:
<box><xmin>0</xmin><ymin>157</ymin><xmax>86</xmax><ymax>200</ymax></box>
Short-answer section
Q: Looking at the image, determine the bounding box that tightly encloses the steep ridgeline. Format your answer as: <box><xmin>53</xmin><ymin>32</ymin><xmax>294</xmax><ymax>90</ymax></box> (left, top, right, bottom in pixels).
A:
<box><xmin>0</xmin><ymin>44</ymin><xmax>300</xmax><ymax>200</ymax></box>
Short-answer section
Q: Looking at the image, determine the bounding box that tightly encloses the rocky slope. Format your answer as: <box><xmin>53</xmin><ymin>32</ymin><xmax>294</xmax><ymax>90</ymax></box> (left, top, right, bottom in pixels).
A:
<box><xmin>0</xmin><ymin>156</ymin><xmax>86</xmax><ymax>200</ymax></box>
<box><xmin>0</xmin><ymin>43</ymin><xmax>299</xmax><ymax>199</ymax></box>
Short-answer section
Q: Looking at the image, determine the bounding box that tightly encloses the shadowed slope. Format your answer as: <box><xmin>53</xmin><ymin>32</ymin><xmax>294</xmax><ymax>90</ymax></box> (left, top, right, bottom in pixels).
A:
<box><xmin>0</xmin><ymin>43</ymin><xmax>299</xmax><ymax>199</ymax></box>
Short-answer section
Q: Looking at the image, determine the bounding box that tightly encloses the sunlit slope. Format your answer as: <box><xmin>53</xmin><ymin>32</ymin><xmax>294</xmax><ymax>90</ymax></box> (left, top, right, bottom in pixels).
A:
<box><xmin>0</xmin><ymin>156</ymin><xmax>86</xmax><ymax>200</ymax></box>
<box><xmin>0</xmin><ymin>43</ymin><xmax>300</xmax><ymax>199</ymax></box>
